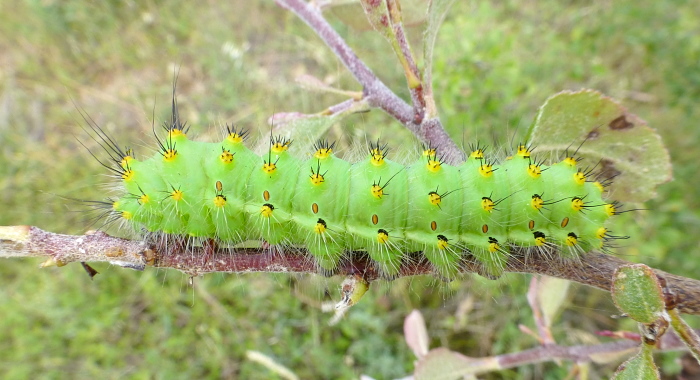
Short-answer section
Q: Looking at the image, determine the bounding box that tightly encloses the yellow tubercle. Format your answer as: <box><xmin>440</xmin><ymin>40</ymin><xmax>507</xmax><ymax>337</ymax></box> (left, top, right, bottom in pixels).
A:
<box><xmin>310</xmin><ymin>173</ymin><xmax>324</xmax><ymax>186</ymax></box>
<box><xmin>213</xmin><ymin>195</ymin><xmax>227</xmax><ymax>208</ymax></box>
<box><xmin>527</xmin><ymin>164</ymin><xmax>541</xmax><ymax>178</ymax></box>
<box><xmin>371</xmin><ymin>184</ymin><xmax>384</xmax><ymax>198</ymax></box>
<box><xmin>534</xmin><ymin>232</ymin><xmax>546</xmax><ymax>246</ymax></box>
<box><xmin>531</xmin><ymin>194</ymin><xmax>544</xmax><ymax>210</ymax></box>
<box><xmin>516</xmin><ymin>144</ymin><xmax>531</xmax><ymax>158</ymax></box>
<box><xmin>605</xmin><ymin>203</ymin><xmax>616</xmax><ymax>216</ymax></box>
<box><xmin>122</xmin><ymin>211</ymin><xmax>132</xmax><ymax>220</ymax></box>
<box><xmin>260</xmin><ymin>204</ymin><xmax>274</xmax><ymax>217</ymax></box>
<box><xmin>262</xmin><ymin>162</ymin><xmax>276</xmax><ymax>174</ymax></box>
<box><xmin>573</xmin><ymin>170</ymin><xmax>586</xmax><ymax>185</ymax></box>
<box><xmin>120</xmin><ymin>155</ymin><xmax>133</xmax><ymax>168</ymax></box>
<box><xmin>596</xmin><ymin>227</ymin><xmax>607</xmax><ymax>239</ymax></box>
<box><xmin>593</xmin><ymin>181</ymin><xmax>605</xmax><ymax>192</ymax></box>
<box><xmin>169</xmin><ymin>129</ymin><xmax>185</xmax><ymax>138</ymax></box>
<box><xmin>139</xmin><ymin>194</ymin><xmax>150</xmax><ymax>205</ymax></box>
<box><xmin>220</xmin><ymin>149</ymin><xmax>234</xmax><ymax>164</ymax></box>
<box><xmin>436</xmin><ymin>235</ymin><xmax>449</xmax><ymax>250</ymax></box>
<box><xmin>571</xmin><ymin>197</ymin><xmax>584</xmax><ymax>212</ymax></box>
<box><xmin>423</xmin><ymin>148</ymin><xmax>436</xmax><ymax>157</ymax></box>
<box><xmin>170</xmin><ymin>189</ymin><xmax>184</xmax><ymax>202</ymax></box>
<box><xmin>428</xmin><ymin>192</ymin><xmax>442</xmax><ymax>206</ymax></box>
<box><xmin>488</xmin><ymin>237</ymin><xmax>500</xmax><ymax>252</ymax></box>
<box><xmin>314</xmin><ymin>219</ymin><xmax>327</xmax><ymax>234</ymax></box>
<box><xmin>377</xmin><ymin>229</ymin><xmax>389</xmax><ymax>244</ymax></box>
<box><xmin>470</xmin><ymin>149</ymin><xmax>484</xmax><ymax>159</ymax></box>
<box><xmin>163</xmin><ymin>149</ymin><xmax>178</xmax><ymax>162</ymax></box>
<box><xmin>314</xmin><ymin>147</ymin><xmax>333</xmax><ymax>159</ymax></box>
<box><xmin>122</xmin><ymin>169</ymin><xmax>135</xmax><ymax>181</ymax></box>
<box><xmin>271</xmin><ymin>139</ymin><xmax>291</xmax><ymax>153</ymax></box>
<box><xmin>370</xmin><ymin>148</ymin><xmax>385</xmax><ymax>166</ymax></box>
<box><xmin>562</xmin><ymin>157</ymin><xmax>578</xmax><ymax>167</ymax></box>
<box><xmin>478</xmin><ymin>164</ymin><xmax>493</xmax><ymax>177</ymax></box>
<box><xmin>426</xmin><ymin>159</ymin><xmax>441</xmax><ymax>172</ymax></box>
<box><xmin>481</xmin><ymin>197</ymin><xmax>495</xmax><ymax>212</ymax></box>
<box><xmin>227</xmin><ymin>133</ymin><xmax>244</xmax><ymax>144</ymax></box>
<box><xmin>565</xmin><ymin>233</ymin><xmax>578</xmax><ymax>246</ymax></box>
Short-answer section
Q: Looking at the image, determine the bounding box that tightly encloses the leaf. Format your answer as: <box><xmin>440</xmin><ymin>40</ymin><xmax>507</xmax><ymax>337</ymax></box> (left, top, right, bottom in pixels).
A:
<box><xmin>531</xmin><ymin>276</ymin><xmax>570</xmax><ymax>329</ymax></box>
<box><xmin>611</xmin><ymin>264</ymin><xmax>665</xmax><ymax>324</ymax></box>
<box><xmin>404</xmin><ymin>309</ymin><xmax>430</xmax><ymax>359</ymax></box>
<box><xmin>612</xmin><ymin>345</ymin><xmax>660</xmax><ymax>380</ymax></box>
<box><xmin>360</xmin><ymin>0</ymin><xmax>395</xmax><ymax>41</ymax></box>
<box><xmin>414</xmin><ymin>348</ymin><xmax>485</xmax><ymax>380</ymax></box>
<box><xmin>422</xmin><ymin>0</ymin><xmax>457</xmax><ymax>118</ymax></box>
<box><xmin>527</xmin><ymin>89</ymin><xmax>672</xmax><ymax>203</ymax></box>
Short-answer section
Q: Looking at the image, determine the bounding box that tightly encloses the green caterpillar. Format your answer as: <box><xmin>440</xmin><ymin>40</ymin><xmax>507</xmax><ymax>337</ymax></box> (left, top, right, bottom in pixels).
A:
<box><xmin>94</xmin><ymin>112</ymin><xmax>617</xmax><ymax>279</ymax></box>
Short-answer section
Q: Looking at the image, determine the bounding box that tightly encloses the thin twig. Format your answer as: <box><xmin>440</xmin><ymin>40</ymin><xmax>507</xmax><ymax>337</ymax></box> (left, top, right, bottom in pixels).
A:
<box><xmin>274</xmin><ymin>0</ymin><xmax>464</xmax><ymax>163</ymax></box>
<box><xmin>418</xmin><ymin>329</ymin><xmax>690</xmax><ymax>375</ymax></box>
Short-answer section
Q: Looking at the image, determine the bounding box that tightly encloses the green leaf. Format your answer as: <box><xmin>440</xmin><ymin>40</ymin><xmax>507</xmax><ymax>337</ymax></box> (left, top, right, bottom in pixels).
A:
<box><xmin>527</xmin><ymin>90</ymin><xmax>671</xmax><ymax>203</ymax></box>
<box><xmin>360</xmin><ymin>0</ymin><xmax>395</xmax><ymax>41</ymax></box>
<box><xmin>414</xmin><ymin>348</ymin><xmax>482</xmax><ymax>380</ymax></box>
<box><xmin>612</xmin><ymin>345</ymin><xmax>659</xmax><ymax>380</ymax></box>
<box><xmin>611</xmin><ymin>264</ymin><xmax>665</xmax><ymax>324</ymax></box>
<box><xmin>535</xmin><ymin>276</ymin><xmax>570</xmax><ymax>328</ymax></box>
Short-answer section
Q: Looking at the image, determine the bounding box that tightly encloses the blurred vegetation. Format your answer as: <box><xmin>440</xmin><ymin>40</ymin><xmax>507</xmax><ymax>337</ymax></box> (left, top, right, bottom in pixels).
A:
<box><xmin>0</xmin><ymin>0</ymin><xmax>698</xmax><ymax>378</ymax></box>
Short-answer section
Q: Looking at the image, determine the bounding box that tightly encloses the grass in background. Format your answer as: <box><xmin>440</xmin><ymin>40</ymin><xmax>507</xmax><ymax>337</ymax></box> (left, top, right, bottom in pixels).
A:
<box><xmin>0</xmin><ymin>0</ymin><xmax>698</xmax><ymax>378</ymax></box>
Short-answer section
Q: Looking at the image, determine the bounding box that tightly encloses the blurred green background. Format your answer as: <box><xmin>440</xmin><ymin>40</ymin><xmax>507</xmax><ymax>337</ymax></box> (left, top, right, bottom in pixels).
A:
<box><xmin>0</xmin><ymin>0</ymin><xmax>698</xmax><ymax>378</ymax></box>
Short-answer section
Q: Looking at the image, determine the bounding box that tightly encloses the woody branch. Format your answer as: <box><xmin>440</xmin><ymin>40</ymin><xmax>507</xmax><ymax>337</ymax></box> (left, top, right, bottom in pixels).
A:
<box><xmin>2</xmin><ymin>226</ymin><xmax>700</xmax><ymax>316</ymax></box>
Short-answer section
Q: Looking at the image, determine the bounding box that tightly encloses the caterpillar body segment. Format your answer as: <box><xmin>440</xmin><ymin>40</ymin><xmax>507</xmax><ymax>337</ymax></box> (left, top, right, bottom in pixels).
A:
<box><xmin>346</xmin><ymin>151</ymin><xmax>409</xmax><ymax>276</ymax></box>
<box><xmin>458</xmin><ymin>152</ymin><xmax>514</xmax><ymax>277</ymax></box>
<box><xmin>404</xmin><ymin>152</ymin><xmax>463</xmax><ymax>279</ymax></box>
<box><xmin>292</xmin><ymin>146</ymin><xmax>352</xmax><ymax>270</ymax></box>
<box><xmin>107</xmin><ymin>128</ymin><xmax>616</xmax><ymax>279</ymax></box>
